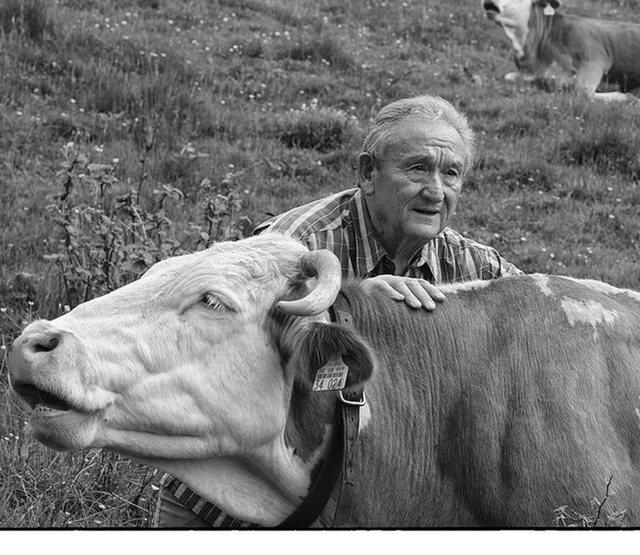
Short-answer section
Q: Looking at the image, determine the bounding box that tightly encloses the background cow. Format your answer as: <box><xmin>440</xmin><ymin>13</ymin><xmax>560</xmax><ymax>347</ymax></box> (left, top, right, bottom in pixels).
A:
<box><xmin>8</xmin><ymin>234</ymin><xmax>640</xmax><ymax>527</ymax></box>
<box><xmin>482</xmin><ymin>0</ymin><xmax>640</xmax><ymax>101</ymax></box>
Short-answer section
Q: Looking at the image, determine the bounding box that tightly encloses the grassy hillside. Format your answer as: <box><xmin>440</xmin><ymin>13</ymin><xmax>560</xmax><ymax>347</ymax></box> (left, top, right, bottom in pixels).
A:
<box><xmin>1</xmin><ymin>0</ymin><xmax>640</xmax><ymax>527</ymax></box>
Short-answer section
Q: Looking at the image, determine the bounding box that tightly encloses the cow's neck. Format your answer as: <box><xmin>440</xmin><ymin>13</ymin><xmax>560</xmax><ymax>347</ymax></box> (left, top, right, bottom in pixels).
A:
<box><xmin>142</xmin><ymin>375</ymin><xmax>339</xmax><ymax>527</ymax></box>
<box><xmin>520</xmin><ymin>5</ymin><xmax>557</xmax><ymax>66</ymax></box>
<box><xmin>495</xmin><ymin>3</ymin><xmax>532</xmax><ymax>59</ymax></box>
<box><xmin>147</xmin><ymin>420</ymin><xmax>337</xmax><ymax>527</ymax></box>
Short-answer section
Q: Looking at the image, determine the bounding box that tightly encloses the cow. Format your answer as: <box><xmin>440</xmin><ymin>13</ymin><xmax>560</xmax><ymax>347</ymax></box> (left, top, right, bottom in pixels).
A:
<box><xmin>8</xmin><ymin>233</ymin><xmax>640</xmax><ymax>528</ymax></box>
<box><xmin>481</xmin><ymin>0</ymin><xmax>640</xmax><ymax>101</ymax></box>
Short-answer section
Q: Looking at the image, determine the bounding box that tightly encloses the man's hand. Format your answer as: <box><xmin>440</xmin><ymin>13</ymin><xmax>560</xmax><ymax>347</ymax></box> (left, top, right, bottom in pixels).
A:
<box><xmin>362</xmin><ymin>275</ymin><xmax>446</xmax><ymax>310</ymax></box>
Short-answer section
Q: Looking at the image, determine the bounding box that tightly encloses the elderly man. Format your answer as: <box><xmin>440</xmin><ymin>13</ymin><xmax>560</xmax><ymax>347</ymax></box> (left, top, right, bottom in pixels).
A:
<box><xmin>155</xmin><ymin>94</ymin><xmax>522</xmax><ymax>527</ymax></box>
<box><xmin>256</xmin><ymin>94</ymin><xmax>521</xmax><ymax>308</ymax></box>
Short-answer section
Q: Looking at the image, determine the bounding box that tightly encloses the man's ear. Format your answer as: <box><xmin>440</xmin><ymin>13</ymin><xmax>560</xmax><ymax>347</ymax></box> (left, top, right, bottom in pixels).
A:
<box><xmin>289</xmin><ymin>321</ymin><xmax>375</xmax><ymax>394</ymax></box>
<box><xmin>357</xmin><ymin>152</ymin><xmax>376</xmax><ymax>196</ymax></box>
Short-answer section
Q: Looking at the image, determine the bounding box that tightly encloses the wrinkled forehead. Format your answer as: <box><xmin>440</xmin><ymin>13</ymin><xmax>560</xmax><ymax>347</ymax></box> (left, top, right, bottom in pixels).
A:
<box><xmin>383</xmin><ymin>118</ymin><xmax>466</xmax><ymax>162</ymax></box>
<box><xmin>141</xmin><ymin>234</ymin><xmax>308</xmax><ymax>295</ymax></box>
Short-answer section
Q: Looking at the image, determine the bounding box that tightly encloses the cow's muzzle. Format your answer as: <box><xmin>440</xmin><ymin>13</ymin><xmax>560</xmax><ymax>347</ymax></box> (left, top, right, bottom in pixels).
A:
<box><xmin>8</xmin><ymin>324</ymin><xmax>75</xmax><ymax>412</ymax></box>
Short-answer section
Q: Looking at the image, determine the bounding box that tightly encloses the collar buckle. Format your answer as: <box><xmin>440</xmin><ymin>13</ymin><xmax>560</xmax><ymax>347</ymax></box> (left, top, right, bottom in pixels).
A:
<box><xmin>339</xmin><ymin>390</ymin><xmax>366</xmax><ymax>407</ymax></box>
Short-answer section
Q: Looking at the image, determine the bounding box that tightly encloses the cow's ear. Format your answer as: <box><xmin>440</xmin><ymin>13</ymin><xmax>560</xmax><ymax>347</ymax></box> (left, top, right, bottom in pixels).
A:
<box><xmin>289</xmin><ymin>322</ymin><xmax>374</xmax><ymax>393</ymax></box>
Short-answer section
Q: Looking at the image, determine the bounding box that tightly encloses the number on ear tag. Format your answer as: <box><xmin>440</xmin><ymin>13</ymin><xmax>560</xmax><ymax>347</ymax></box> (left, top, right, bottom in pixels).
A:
<box><xmin>543</xmin><ymin>5</ymin><xmax>555</xmax><ymax>16</ymax></box>
<box><xmin>312</xmin><ymin>354</ymin><xmax>349</xmax><ymax>391</ymax></box>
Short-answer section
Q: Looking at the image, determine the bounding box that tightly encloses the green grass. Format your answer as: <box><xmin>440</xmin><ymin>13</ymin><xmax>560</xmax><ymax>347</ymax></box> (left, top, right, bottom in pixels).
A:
<box><xmin>1</xmin><ymin>0</ymin><xmax>640</xmax><ymax>527</ymax></box>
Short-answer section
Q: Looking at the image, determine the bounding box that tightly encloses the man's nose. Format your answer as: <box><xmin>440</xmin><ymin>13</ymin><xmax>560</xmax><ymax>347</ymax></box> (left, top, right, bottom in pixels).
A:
<box><xmin>420</xmin><ymin>174</ymin><xmax>445</xmax><ymax>202</ymax></box>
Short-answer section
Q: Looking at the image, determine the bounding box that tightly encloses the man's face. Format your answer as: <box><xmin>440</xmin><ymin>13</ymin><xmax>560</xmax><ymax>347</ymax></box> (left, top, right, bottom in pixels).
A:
<box><xmin>360</xmin><ymin>118</ymin><xmax>467</xmax><ymax>257</ymax></box>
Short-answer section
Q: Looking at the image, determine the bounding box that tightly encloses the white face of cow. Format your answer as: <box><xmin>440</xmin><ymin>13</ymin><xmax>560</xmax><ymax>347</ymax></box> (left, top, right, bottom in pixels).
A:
<box><xmin>482</xmin><ymin>0</ymin><xmax>534</xmax><ymax>58</ymax></box>
<box><xmin>8</xmin><ymin>235</ymin><xmax>343</xmax><ymax>460</ymax></box>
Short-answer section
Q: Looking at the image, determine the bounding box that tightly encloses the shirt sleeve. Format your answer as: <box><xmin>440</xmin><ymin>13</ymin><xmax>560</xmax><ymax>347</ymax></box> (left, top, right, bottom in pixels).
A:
<box><xmin>253</xmin><ymin>216</ymin><xmax>320</xmax><ymax>252</ymax></box>
<box><xmin>435</xmin><ymin>229</ymin><xmax>524</xmax><ymax>283</ymax></box>
<box><xmin>491</xmin><ymin>251</ymin><xmax>523</xmax><ymax>278</ymax></box>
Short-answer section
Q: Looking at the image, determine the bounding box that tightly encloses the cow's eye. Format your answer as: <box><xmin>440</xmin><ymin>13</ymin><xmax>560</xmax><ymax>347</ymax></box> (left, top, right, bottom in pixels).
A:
<box><xmin>201</xmin><ymin>293</ymin><xmax>230</xmax><ymax>311</ymax></box>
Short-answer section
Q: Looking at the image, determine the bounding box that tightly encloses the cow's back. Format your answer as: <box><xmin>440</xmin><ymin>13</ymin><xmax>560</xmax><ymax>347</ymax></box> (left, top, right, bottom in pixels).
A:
<box><xmin>341</xmin><ymin>275</ymin><xmax>640</xmax><ymax>527</ymax></box>
<box><xmin>552</xmin><ymin>14</ymin><xmax>640</xmax><ymax>91</ymax></box>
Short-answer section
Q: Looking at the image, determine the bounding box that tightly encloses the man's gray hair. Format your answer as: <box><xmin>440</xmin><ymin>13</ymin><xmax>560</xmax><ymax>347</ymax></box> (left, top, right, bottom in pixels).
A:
<box><xmin>362</xmin><ymin>95</ymin><xmax>477</xmax><ymax>176</ymax></box>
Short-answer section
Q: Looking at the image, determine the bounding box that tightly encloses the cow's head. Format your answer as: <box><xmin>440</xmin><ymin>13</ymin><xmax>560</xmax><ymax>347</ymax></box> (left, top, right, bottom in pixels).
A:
<box><xmin>482</xmin><ymin>0</ymin><xmax>559</xmax><ymax>59</ymax></box>
<box><xmin>8</xmin><ymin>234</ymin><xmax>375</xmax><ymax>525</ymax></box>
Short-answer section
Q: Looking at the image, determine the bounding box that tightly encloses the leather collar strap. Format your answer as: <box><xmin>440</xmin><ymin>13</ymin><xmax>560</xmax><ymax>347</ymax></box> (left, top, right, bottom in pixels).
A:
<box><xmin>327</xmin><ymin>293</ymin><xmax>365</xmax><ymax>528</ymax></box>
<box><xmin>276</xmin><ymin>292</ymin><xmax>365</xmax><ymax>529</ymax></box>
<box><xmin>275</xmin><ymin>405</ymin><xmax>345</xmax><ymax>529</ymax></box>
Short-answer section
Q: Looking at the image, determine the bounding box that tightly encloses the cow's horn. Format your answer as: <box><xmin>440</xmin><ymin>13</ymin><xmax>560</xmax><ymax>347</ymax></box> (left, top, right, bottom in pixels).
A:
<box><xmin>276</xmin><ymin>250</ymin><xmax>342</xmax><ymax>316</ymax></box>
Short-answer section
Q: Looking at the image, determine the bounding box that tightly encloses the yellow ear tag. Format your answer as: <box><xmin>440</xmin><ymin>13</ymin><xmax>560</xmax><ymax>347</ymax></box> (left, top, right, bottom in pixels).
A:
<box><xmin>312</xmin><ymin>354</ymin><xmax>349</xmax><ymax>391</ymax></box>
<box><xmin>543</xmin><ymin>5</ymin><xmax>555</xmax><ymax>16</ymax></box>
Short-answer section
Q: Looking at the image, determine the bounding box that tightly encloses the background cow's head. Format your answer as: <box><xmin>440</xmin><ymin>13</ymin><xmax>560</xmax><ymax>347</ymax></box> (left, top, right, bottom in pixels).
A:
<box><xmin>482</xmin><ymin>0</ymin><xmax>560</xmax><ymax>59</ymax></box>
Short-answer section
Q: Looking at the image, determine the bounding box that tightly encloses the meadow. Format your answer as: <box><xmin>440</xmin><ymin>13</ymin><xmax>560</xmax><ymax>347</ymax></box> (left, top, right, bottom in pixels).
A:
<box><xmin>1</xmin><ymin>0</ymin><xmax>639</xmax><ymax>528</ymax></box>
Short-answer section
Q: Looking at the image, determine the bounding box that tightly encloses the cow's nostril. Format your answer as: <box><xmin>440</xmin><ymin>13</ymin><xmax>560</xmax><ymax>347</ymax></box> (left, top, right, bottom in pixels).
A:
<box><xmin>32</xmin><ymin>334</ymin><xmax>60</xmax><ymax>353</ymax></box>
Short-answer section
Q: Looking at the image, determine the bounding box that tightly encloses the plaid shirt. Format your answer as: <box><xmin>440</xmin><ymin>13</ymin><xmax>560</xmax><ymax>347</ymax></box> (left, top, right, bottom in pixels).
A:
<box><xmin>254</xmin><ymin>187</ymin><xmax>522</xmax><ymax>282</ymax></box>
<box><xmin>159</xmin><ymin>187</ymin><xmax>521</xmax><ymax>527</ymax></box>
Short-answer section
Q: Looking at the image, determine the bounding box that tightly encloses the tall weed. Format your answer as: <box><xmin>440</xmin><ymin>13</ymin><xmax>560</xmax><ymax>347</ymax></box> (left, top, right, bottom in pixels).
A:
<box><xmin>41</xmin><ymin>138</ymin><xmax>250</xmax><ymax>313</ymax></box>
